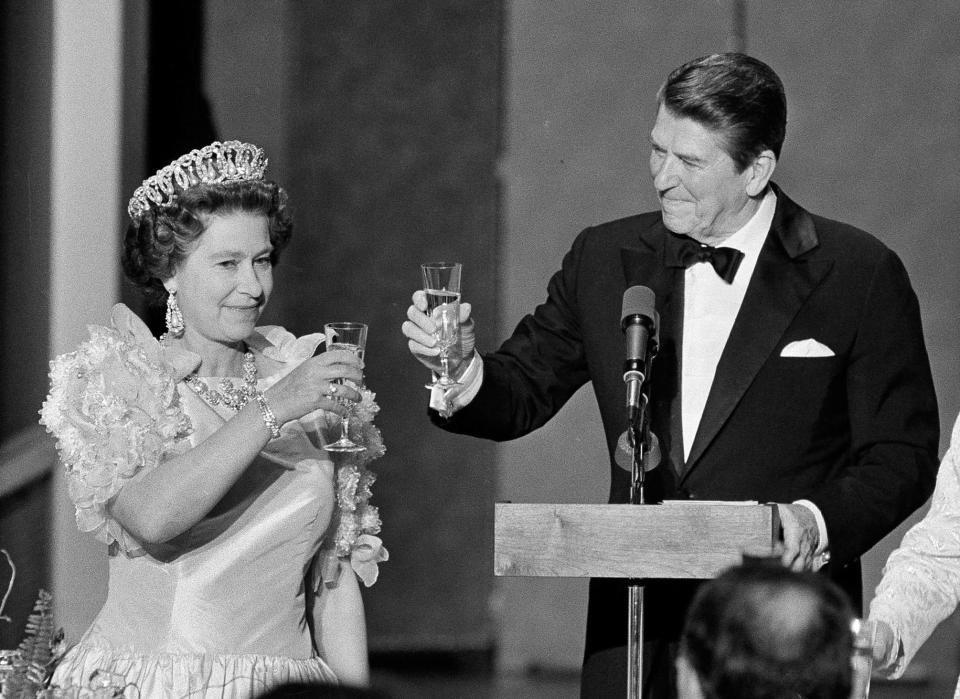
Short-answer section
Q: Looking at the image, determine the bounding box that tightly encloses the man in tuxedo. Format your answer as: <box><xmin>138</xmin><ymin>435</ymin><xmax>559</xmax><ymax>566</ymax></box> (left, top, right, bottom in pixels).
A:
<box><xmin>402</xmin><ymin>53</ymin><xmax>939</xmax><ymax>697</ymax></box>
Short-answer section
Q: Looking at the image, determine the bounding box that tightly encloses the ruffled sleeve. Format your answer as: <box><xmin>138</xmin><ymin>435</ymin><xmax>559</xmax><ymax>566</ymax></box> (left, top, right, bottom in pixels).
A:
<box><xmin>39</xmin><ymin>304</ymin><xmax>193</xmax><ymax>555</ymax></box>
<box><xmin>869</xmin><ymin>412</ymin><xmax>960</xmax><ymax>677</ymax></box>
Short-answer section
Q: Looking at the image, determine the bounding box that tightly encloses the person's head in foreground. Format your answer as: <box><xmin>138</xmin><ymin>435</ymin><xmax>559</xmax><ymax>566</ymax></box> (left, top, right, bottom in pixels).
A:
<box><xmin>677</xmin><ymin>563</ymin><xmax>856</xmax><ymax>699</ymax></box>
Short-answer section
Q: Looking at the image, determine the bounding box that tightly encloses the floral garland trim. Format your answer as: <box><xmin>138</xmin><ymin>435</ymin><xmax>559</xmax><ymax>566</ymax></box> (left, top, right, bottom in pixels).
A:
<box><xmin>329</xmin><ymin>388</ymin><xmax>388</xmax><ymax>587</ymax></box>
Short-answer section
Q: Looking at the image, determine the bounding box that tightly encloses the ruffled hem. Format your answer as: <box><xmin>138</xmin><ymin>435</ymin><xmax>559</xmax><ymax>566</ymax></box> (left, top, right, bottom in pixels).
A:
<box><xmin>50</xmin><ymin>644</ymin><xmax>338</xmax><ymax>698</ymax></box>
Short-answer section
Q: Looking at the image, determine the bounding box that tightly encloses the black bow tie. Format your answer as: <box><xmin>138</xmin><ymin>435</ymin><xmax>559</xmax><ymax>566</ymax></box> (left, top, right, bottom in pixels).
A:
<box><xmin>667</xmin><ymin>234</ymin><xmax>745</xmax><ymax>283</ymax></box>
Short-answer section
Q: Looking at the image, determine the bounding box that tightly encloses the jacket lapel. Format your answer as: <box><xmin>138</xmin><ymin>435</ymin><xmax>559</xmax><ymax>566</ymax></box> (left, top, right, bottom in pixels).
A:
<box><xmin>681</xmin><ymin>187</ymin><xmax>833</xmax><ymax>476</ymax></box>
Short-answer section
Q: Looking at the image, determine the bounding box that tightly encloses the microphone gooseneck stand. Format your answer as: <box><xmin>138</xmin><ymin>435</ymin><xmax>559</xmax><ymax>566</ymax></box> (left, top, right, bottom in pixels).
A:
<box><xmin>619</xmin><ymin>285</ymin><xmax>658</xmax><ymax>698</ymax></box>
<box><xmin>627</xmin><ymin>392</ymin><xmax>651</xmax><ymax>699</ymax></box>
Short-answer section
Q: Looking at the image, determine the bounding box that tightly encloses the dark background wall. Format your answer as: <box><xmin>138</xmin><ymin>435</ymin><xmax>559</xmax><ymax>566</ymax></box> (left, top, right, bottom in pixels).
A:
<box><xmin>0</xmin><ymin>0</ymin><xmax>52</xmax><ymax>649</ymax></box>
<box><xmin>0</xmin><ymin>2</ymin><xmax>52</xmax><ymax>440</ymax></box>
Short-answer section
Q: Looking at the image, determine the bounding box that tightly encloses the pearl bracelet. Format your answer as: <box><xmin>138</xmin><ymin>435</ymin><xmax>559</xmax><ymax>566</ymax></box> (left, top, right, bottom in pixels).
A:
<box><xmin>255</xmin><ymin>390</ymin><xmax>281</xmax><ymax>439</ymax></box>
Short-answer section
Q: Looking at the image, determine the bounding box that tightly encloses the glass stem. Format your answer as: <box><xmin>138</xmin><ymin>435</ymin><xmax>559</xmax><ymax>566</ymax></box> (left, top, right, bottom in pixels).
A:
<box><xmin>440</xmin><ymin>351</ymin><xmax>450</xmax><ymax>380</ymax></box>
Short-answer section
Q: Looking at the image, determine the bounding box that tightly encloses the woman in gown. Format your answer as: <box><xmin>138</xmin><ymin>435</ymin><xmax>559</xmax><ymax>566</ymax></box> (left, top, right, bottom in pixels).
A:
<box><xmin>40</xmin><ymin>141</ymin><xmax>388</xmax><ymax>698</ymax></box>
<box><xmin>868</xmin><ymin>410</ymin><xmax>960</xmax><ymax>696</ymax></box>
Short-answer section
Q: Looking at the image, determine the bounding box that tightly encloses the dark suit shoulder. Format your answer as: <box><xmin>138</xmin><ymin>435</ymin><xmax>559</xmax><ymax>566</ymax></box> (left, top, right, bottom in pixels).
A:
<box><xmin>567</xmin><ymin>212</ymin><xmax>665</xmax><ymax>272</ymax></box>
<box><xmin>807</xmin><ymin>211</ymin><xmax>897</xmax><ymax>259</ymax></box>
<box><xmin>575</xmin><ymin>211</ymin><xmax>662</xmax><ymax>245</ymax></box>
<box><xmin>773</xmin><ymin>186</ymin><xmax>899</xmax><ymax>265</ymax></box>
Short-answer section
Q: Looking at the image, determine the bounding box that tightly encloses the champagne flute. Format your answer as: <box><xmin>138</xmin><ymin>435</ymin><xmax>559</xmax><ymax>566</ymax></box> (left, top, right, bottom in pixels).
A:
<box><xmin>323</xmin><ymin>322</ymin><xmax>367</xmax><ymax>453</ymax></box>
<box><xmin>421</xmin><ymin>262</ymin><xmax>462</xmax><ymax>389</ymax></box>
<box><xmin>850</xmin><ymin>618</ymin><xmax>875</xmax><ymax>699</ymax></box>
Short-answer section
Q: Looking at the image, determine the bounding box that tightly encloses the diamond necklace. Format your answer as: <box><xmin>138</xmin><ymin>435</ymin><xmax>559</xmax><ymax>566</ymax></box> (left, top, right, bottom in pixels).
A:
<box><xmin>183</xmin><ymin>351</ymin><xmax>258</xmax><ymax>411</ymax></box>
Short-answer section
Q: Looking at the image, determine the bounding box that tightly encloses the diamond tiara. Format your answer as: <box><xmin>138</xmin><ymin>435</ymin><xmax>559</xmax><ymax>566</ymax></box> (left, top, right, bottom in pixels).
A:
<box><xmin>127</xmin><ymin>140</ymin><xmax>269</xmax><ymax>223</ymax></box>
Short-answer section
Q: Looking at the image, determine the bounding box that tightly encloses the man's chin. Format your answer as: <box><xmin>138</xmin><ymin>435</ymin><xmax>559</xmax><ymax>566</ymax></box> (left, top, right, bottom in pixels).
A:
<box><xmin>661</xmin><ymin>211</ymin><xmax>692</xmax><ymax>236</ymax></box>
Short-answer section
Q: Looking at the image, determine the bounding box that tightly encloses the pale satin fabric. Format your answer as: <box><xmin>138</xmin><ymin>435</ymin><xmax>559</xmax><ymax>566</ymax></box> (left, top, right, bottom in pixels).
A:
<box><xmin>870</xmin><ymin>412</ymin><xmax>960</xmax><ymax>698</ymax></box>
<box><xmin>51</xmin><ymin>380</ymin><xmax>340</xmax><ymax>698</ymax></box>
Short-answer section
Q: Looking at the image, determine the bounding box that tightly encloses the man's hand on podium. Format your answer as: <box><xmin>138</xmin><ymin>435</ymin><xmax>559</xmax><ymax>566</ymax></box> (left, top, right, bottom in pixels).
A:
<box><xmin>777</xmin><ymin>504</ymin><xmax>820</xmax><ymax>571</ymax></box>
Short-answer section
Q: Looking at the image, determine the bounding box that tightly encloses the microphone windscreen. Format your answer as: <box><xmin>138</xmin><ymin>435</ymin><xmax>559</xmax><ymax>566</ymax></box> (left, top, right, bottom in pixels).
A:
<box><xmin>622</xmin><ymin>285</ymin><xmax>656</xmax><ymax>324</ymax></box>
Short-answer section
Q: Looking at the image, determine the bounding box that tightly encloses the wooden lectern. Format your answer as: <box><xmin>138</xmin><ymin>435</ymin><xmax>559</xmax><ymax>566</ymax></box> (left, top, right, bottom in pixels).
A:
<box><xmin>494</xmin><ymin>501</ymin><xmax>780</xmax><ymax>697</ymax></box>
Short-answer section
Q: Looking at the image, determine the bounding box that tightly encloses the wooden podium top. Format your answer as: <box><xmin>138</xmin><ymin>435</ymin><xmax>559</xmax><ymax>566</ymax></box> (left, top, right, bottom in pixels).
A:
<box><xmin>494</xmin><ymin>502</ymin><xmax>780</xmax><ymax>580</ymax></box>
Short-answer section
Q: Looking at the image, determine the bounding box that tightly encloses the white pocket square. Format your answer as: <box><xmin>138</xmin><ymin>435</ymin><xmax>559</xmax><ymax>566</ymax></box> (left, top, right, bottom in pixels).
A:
<box><xmin>780</xmin><ymin>338</ymin><xmax>835</xmax><ymax>358</ymax></box>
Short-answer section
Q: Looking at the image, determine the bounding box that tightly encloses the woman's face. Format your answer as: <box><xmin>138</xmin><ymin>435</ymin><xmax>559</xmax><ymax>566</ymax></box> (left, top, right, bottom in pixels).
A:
<box><xmin>167</xmin><ymin>211</ymin><xmax>274</xmax><ymax>348</ymax></box>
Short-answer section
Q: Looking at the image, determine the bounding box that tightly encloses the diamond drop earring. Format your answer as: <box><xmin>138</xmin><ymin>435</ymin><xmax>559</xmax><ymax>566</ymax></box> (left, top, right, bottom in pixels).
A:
<box><xmin>165</xmin><ymin>291</ymin><xmax>185</xmax><ymax>338</ymax></box>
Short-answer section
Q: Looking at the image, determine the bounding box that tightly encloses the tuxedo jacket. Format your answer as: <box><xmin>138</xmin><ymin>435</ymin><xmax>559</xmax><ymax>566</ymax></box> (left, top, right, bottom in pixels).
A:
<box><xmin>435</xmin><ymin>185</ymin><xmax>939</xmax><ymax>682</ymax></box>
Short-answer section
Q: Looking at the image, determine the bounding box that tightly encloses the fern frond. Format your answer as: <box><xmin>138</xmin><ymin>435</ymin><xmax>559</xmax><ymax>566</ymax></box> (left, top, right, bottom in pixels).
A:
<box><xmin>1</xmin><ymin>590</ymin><xmax>58</xmax><ymax>699</ymax></box>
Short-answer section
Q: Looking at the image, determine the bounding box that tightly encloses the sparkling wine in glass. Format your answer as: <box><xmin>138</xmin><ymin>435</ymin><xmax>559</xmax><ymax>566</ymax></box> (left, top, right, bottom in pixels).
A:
<box><xmin>323</xmin><ymin>322</ymin><xmax>367</xmax><ymax>453</ymax></box>
<box><xmin>421</xmin><ymin>262</ymin><xmax>462</xmax><ymax>389</ymax></box>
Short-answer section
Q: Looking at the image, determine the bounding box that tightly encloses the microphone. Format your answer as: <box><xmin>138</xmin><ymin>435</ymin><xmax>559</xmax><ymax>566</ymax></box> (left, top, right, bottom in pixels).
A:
<box><xmin>621</xmin><ymin>286</ymin><xmax>657</xmax><ymax>423</ymax></box>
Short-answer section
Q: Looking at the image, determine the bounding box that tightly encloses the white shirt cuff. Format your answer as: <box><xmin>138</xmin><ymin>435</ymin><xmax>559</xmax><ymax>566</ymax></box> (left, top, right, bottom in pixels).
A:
<box><xmin>428</xmin><ymin>353</ymin><xmax>483</xmax><ymax>417</ymax></box>
<box><xmin>793</xmin><ymin>498</ymin><xmax>830</xmax><ymax>568</ymax></box>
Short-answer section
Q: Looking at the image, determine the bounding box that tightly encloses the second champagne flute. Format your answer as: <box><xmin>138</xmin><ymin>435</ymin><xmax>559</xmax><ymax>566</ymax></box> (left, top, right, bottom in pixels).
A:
<box><xmin>421</xmin><ymin>262</ymin><xmax>462</xmax><ymax>389</ymax></box>
<box><xmin>323</xmin><ymin>321</ymin><xmax>367</xmax><ymax>453</ymax></box>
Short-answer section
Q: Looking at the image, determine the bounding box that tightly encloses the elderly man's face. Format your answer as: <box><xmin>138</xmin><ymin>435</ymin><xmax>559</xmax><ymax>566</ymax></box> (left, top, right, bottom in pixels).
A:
<box><xmin>649</xmin><ymin>105</ymin><xmax>757</xmax><ymax>244</ymax></box>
